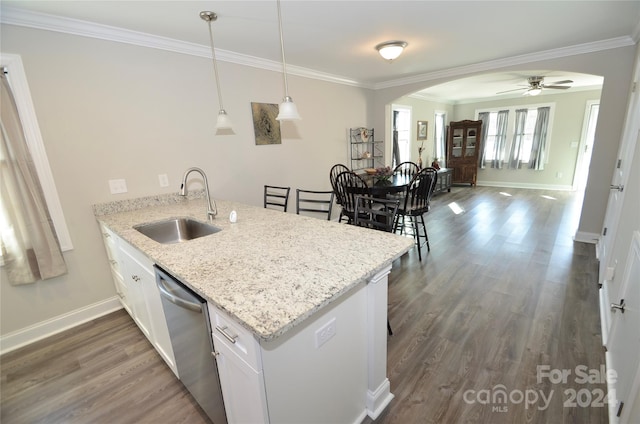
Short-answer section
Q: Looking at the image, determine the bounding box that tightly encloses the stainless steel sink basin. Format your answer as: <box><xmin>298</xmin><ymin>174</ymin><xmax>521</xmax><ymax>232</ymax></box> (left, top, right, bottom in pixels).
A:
<box><xmin>134</xmin><ymin>217</ymin><xmax>221</xmax><ymax>244</ymax></box>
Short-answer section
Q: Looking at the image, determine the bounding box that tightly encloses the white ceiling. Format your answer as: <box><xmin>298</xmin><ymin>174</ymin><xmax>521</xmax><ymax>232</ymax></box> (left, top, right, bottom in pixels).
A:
<box><xmin>2</xmin><ymin>1</ymin><xmax>639</xmax><ymax>101</ymax></box>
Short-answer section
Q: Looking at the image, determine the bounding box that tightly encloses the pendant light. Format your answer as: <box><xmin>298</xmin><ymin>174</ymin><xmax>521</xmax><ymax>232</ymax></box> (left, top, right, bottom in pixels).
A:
<box><xmin>200</xmin><ymin>11</ymin><xmax>233</xmax><ymax>130</ymax></box>
<box><xmin>275</xmin><ymin>0</ymin><xmax>301</xmax><ymax>121</ymax></box>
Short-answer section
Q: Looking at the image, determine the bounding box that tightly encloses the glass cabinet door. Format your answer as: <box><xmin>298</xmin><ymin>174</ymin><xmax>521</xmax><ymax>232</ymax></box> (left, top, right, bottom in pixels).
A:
<box><xmin>452</xmin><ymin>128</ymin><xmax>463</xmax><ymax>158</ymax></box>
<box><xmin>465</xmin><ymin>128</ymin><xmax>477</xmax><ymax>157</ymax></box>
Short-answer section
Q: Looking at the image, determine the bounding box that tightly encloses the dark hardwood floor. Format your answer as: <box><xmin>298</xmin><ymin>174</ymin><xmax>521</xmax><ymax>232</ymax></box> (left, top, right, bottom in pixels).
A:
<box><xmin>1</xmin><ymin>186</ymin><xmax>607</xmax><ymax>424</ymax></box>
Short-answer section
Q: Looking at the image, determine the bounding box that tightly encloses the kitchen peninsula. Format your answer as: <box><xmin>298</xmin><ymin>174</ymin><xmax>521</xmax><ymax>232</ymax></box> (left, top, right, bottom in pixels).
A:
<box><xmin>95</xmin><ymin>192</ymin><xmax>413</xmax><ymax>424</ymax></box>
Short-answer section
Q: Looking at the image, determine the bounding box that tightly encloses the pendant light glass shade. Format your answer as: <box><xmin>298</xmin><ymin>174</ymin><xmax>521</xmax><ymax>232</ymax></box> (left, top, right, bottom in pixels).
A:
<box><xmin>277</xmin><ymin>96</ymin><xmax>301</xmax><ymax>121</ymax></box>
<box><xmin>275</xmin><ymin>0</ymin><xmax>301</xmax><ymax>121</ymax></box>
<box><xmin>200</xmin><ymin>11</ymin><xmax>233</xmax><ymax>131</ymax></box>
<box><xmin>216</xmin><ymin>110</ymin><xmax>233</xmax><ymax>129</ymax></box>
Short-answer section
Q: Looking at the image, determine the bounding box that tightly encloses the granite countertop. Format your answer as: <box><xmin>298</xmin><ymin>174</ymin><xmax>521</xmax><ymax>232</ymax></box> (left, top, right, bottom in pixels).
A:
<box><xmin>95</xmin><ymin>192</ymin><xmax>413</xmax><ymax>341</ymax></box>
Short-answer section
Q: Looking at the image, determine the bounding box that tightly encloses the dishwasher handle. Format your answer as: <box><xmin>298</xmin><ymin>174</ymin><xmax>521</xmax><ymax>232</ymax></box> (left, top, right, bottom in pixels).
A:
<box><xmin>157</xmin><ymin>277</ymin><xmax>203</xmax><ymax>313</ymax></box>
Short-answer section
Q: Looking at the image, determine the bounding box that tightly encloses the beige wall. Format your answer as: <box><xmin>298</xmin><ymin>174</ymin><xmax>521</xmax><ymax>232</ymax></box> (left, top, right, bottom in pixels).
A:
<box><xmin>372</xmin><ymin>46</ymin><xmax>636</xmax><ymax>237</ymax></box>
<box><xmin>391</xmin><ymin>96</ymin><xmax>454</xmax><ymax>166</ymax></box>
<box><xmin>453</xmin><ymin>89</ymin><xmax>602</xmax><ymax>188</ymax></box>
<box><xmin>0</xmin><ymin>25</ymin><xmax>373</xmax><ymax>335</ymax></box>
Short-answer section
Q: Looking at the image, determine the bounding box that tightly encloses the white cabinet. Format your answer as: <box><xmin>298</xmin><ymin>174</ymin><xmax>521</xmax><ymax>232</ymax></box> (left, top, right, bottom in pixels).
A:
<box><xmin>208</xmin><ymin>304</ymin><xmax>269</xmax><ymax>423</ymax></box>
<box><xmin>99</xmin><ymin>225</ymin><xmax>177</xmax><ymax>376</ymax></box>
<box><xmin>208</xmin><ymin>280</ymin><xmax>379</xmax><ymax>424</ymax></box>
<box><xmin>99</xmin><ymin>224</ymin><xmax>131</xmax><ymax>315</ymax></box>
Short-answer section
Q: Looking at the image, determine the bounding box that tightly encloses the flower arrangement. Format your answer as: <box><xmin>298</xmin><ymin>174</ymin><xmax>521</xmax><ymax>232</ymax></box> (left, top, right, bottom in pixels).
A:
<box><xmin>374</xmin><ymin>166</ymin><xmax>392</xmax><ymax>182</ymax></box>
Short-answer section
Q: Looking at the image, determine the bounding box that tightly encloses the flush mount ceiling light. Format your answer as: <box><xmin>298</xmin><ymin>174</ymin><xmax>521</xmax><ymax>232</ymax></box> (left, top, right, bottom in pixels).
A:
<box><xmin>275</xmin><ymin>0</ymin><xmax>301</xmax><ymax>121</ymax></box>
<box><xmin>376</xmin><ymin>41</ymin><xmax>408</xmax><ymax>62</ymax></box>
<box><xmin>200</xmin><ymin>11</ymin><xmax>233</xmax><ymax>131</ymax></box>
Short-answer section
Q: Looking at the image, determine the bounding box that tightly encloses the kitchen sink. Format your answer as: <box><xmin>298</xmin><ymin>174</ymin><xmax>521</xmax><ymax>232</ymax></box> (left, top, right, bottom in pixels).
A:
<box><xmin>134</xmin><ymin>217</ymin><xmax>221</xmax><ymax>244</ymax></box>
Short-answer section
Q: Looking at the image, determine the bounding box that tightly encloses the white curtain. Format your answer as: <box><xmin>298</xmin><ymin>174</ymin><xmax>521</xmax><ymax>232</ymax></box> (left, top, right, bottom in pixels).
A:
<box><xmin>509</xmin><ymin>109</ymin><xmax>528</xmax><ymax>169</ymax></box>
<box><xmin>479</xmin><ymin>110</ymin><xmax>509</xmax><ymax>169</ymax></box>
<box><xmin>0</xmin><ymin>71</ymin><xmax>67</xmax><ymax>285</ymax></box>
<box><xmin>528</xmin><ymin>107</ymin><xmax>550</xmax><ymax>170</ymax></box>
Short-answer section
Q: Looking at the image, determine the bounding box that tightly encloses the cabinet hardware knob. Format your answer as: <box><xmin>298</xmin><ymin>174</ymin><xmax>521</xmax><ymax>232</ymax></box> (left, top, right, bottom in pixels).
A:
<box><xmin>131</xmin><ymin>275</ymin><xmax>140</xmax><ymax>282</ymax></box>
<box><xmin>611</xmin><ymin>299</ymin><xmax>625</xmax><ymax>313</ymax></box>
<box><xmin>610</xmin><ymin>185</ymin><xmax>624</xmax><ymax>192</ymax></box>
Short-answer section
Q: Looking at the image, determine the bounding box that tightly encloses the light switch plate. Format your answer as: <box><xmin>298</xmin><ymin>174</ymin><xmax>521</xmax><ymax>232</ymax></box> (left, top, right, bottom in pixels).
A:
<box><xmin>108</xmin><ymin>179</ymin><xmax>128</xmax><ymax>194</ymax></box>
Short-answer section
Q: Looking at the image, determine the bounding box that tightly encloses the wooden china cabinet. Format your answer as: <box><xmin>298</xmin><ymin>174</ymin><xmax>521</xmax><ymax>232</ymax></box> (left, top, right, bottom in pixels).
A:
<box><xmin>446</xmin><ymin>120</ymin><xmax>483</xmax><ymax>186</ymax></box>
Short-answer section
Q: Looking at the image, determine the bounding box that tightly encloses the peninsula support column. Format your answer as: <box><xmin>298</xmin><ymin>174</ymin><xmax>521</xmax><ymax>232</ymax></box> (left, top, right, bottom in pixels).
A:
<box><xmin>366</xmin><ymin>265</ymin><xmax>394</xmax><ymax>419</ymax></box>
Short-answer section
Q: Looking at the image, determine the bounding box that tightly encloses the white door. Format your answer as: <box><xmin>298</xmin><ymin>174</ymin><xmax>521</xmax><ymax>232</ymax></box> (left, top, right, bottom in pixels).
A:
<box><xmin>606</xmin><ymin>231</ymin><xmax>640</xmax><ymax>423</ymax></box>
<box><xmin>599</xmin><ymin>53</ymin><xmax>640</xmax><ymax>304</ymax></box>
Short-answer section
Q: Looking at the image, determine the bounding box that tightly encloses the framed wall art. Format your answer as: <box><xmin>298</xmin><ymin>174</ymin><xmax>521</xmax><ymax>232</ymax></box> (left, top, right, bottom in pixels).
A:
<box><xmin>251</xmin><ymin>102</ymin><xmax>281</xmax><ymax>145</ymax></box>
<box><xmin>417</xmin><ymin>120</ymin><xmax>428</xmax><ymax>141</ymax></box>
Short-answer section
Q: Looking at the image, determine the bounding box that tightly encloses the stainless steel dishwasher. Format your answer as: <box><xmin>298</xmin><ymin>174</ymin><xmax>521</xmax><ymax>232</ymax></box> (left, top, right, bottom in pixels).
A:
<box><xmin>154</xmin><ymin>265</ymin><xmax>227</xmax><ymax>424</ymax></box>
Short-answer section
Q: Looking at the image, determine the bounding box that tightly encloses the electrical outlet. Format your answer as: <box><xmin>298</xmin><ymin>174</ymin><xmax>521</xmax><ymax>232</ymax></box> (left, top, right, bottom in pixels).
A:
<box><xmin>108</xmin><ymin>179</ymin><xmax>127</xmax><ymax>194</ymax></box>
<box><xmin>315</xmin><ymin>317</ymin><xmax>336</xmax><ymax>348</ymax></box>
<box><xmin>158</xmin><ymin>174</ymin><xmax>169</xmax><ymax>187</ymax></box>
<box><xmin>556</xmin><ymin>172</ymin><xmax>563</xmax><ymax>178</ymax></box>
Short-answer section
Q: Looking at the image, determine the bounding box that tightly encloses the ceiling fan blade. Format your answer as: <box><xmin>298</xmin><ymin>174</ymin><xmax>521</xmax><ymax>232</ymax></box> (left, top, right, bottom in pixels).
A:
<box><xmin>547</xmin><ymin>80</ymin><xmax>573</xmax><ymax>85</ymax></box>
<box><xmin>544</xmin><ymin>85</ymin><xmax>571</xmax><ymax>90</ymax></box>
<box><xmin>496</xmin><ymin>87</ymin><xmax>527</xmax><ymax>94</ymax></box>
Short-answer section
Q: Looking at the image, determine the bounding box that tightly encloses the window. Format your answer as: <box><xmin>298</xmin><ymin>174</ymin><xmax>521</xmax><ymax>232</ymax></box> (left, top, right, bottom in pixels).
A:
<box><xmin>396</xmin><ymin>108</ymin><xmax>411</xmax><ymax>162</ymax></box>
<box><xmin>434</xmin><ymin>111</ymin><xmax>446</xmax><ymax>165</ymax></box>
<box><xmin>1</xmin><ymin>53</ymin><xmax>72</xmax><ymax>252</ymax></box>
<box><xmin>477</xmin><ymin>104</ymin><xmax>553</xmax><ymax>170</ymax></box>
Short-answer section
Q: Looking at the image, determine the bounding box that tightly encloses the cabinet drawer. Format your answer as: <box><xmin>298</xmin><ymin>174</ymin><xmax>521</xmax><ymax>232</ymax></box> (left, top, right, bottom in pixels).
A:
<box><xmin>208</xmin><ymin>303</ymin><xmax>262</xmax><ymax>371</ymax></box>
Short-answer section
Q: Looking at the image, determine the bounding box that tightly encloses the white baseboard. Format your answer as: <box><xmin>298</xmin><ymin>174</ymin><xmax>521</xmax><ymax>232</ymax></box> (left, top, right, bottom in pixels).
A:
<box><xmin>476</xmin><ymin>181</ymin><xmax>575</xmax><ymax>191</ymax></box>
<box><xmin>574</xmin><ymin>231</ymin><xmax>600</xmax><ymax>244</ymax></box>
<box><xmin>0</xmin><ymin>297</ymin><xmax>122</xmax><ymax>355</ymax></box>
<box><xmin>366</xmin><ymin>378</ymin><xmax>395</xmax><ymax>419</ymax></box>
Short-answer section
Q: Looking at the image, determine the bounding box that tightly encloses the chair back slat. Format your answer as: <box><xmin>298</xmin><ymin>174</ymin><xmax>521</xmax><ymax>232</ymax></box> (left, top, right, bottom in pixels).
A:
<box><xmin>393</xmin><ymin>161</ymin><xmax>420</xmax><ymax>179</ymax></box>
<box><xmin>354</xmin><ymin>196</ymin><xmax>400</xmax><ymax>233</ymax></box>
<box><xmin>296</xmin><ymin>189</ymin><xmax>334</xmax><ymax>220</ymax></box>
<box><xmin>334</xmin><ymin>171</ymin><xmax>369</xmax><ymax>223</ymax></box>
<box><xmin>264</xmin><ymin>185</ymin><xmax>291</xmax><ymax>212</ymax></box>
<box><xmin>329</xmin><ymin>164</ymin><xmax>350</xmax><ymax>205</ymax></box>
<box><xmin>403</xmin><ymin>168</ymin><xmax>438</xmax><ymax>215</ymax></box>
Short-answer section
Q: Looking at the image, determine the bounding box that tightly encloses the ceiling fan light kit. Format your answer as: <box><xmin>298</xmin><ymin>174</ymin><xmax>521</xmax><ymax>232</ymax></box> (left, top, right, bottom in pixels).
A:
<box><xmin>376</xmin><ymin>41</ymin><xmax>408</xmax><ymax>61</ymax></box>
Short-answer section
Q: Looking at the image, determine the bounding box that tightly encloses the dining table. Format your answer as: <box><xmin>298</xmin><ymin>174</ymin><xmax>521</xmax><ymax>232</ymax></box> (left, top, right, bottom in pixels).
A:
<box><xmin>356</xmin><ymin>173</ymin><xmax>412</xmax><ymax>197</ymax></box>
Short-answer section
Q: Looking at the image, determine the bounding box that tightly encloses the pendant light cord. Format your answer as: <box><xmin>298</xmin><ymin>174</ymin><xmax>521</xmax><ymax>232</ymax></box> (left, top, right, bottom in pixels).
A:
<box><xmin>206</xmin><ymin>19</ymin><xmax>225</xmax><ymax>111</ymax></box>
<box><xmin>277</xmin><ymin>0</ymin><xmax>290</xmax><ymax>99</ymax></box>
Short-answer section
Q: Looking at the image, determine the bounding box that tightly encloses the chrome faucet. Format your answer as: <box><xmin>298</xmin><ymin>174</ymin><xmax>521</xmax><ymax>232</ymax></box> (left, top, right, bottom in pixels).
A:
<box><xmin>179</xmin><ymin>167</ymin><xmax>217</xmax><ymax>221</ymax></box>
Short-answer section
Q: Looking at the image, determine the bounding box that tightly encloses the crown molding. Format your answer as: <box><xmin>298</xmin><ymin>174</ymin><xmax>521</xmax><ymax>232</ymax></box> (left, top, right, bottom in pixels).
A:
<box><xmin>374</xmin><ymin>36</ymin><xmax>636</xmax><ymax>90</ymax></box>
<box><xmin>1</xmin><ymin>7</ymin><xmax>634</xmax><ymax>92</ymax></box>
<box><xmin>0</xmin><ymin>7</ymin><xmax>367</xmax><ymax>88</ymax></box>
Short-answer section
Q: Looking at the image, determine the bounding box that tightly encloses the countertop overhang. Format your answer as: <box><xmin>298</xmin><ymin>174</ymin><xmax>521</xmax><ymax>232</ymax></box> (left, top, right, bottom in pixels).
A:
<box><xmin>95</xmin><ymin>193</ymin><xmax>413</xmax><ymax>341</ymax></box>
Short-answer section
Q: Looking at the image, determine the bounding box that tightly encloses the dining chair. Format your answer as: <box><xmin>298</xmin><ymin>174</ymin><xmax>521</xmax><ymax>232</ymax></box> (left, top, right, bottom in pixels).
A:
<box><xmin>264</xmin><ymin>185</ymin><xmax>291</xmax><ymax>212</ymax></box>
<box><xmin>333</xmin><ymin>171</ymin><xmax>369</xmax><ymax>224</ymax></box>
<box><xmin>329</xmin><ymin>163</ymin><xmax>350</xmax><ymax>205</ymax></box>
<box><xmin>393</xmin><ymin>161</ymin><xmax>420</xmax><ymax>179</ymax></box>
<box><xmin>353</xmin><ymin>195</ymin><xmax>400</xmax><ymax>233</ymax></box>
<box><xmin>296</xmin><ymin>189</ymin><xmax>334</xmax><ymax>220</ymax></box>
<box><xmin>395</xmin><ymin>167</ymin><xmax>438</xmax><ymax>261</ymax></box>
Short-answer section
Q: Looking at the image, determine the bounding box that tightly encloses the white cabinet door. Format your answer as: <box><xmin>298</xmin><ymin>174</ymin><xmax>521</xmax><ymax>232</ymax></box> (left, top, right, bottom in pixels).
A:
<box><xmin>118</xmin><ymin>240</ymin><xmax>177</xmax><ymax>376</ymax></box>
<box><xmin>212</xmin><ymin>333</ymin><xmax>269</xmax><ymax>424</ymax></box>
<box><xmin>99</xmin><ymin>224</ymin><xmax>132</xmax><ymax>314</ymax></box>
<box><xmin>119</xmin><ymin>245</ymin><xmax>153</xmax><ymax>341</ymax></box>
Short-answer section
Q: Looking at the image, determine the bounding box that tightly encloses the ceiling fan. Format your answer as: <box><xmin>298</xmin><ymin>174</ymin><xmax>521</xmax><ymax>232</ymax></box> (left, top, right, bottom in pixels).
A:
<box><xmin>497</xmin><ymin>76</ymin><xmax>573</xmax><ymax>96</ymax></box>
